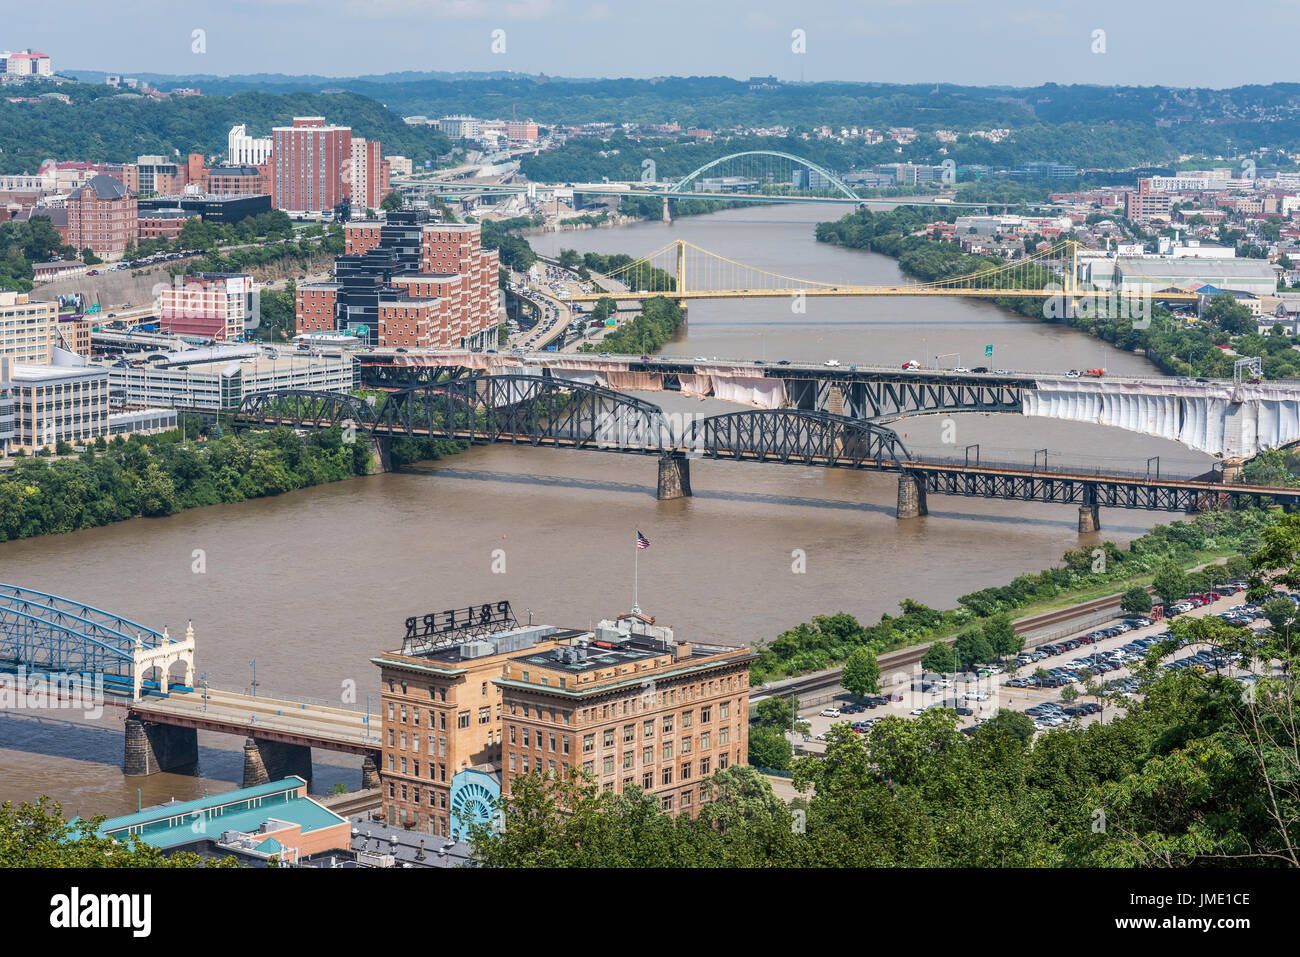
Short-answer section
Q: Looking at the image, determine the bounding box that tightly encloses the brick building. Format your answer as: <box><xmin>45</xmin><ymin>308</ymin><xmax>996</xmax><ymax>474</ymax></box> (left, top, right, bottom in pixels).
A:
<box><xmin>295</xmin><ymin>208</ymin><xmax>498</xmax><ymax>350</ymax></box>
<box><xmin>273</xmin><ymin>116</ymin><xmax>351</xmax><ymax>214</ymax></box>
<box><xmin>370</xmin><ymin>602</ymin><xmax>755</xmax><ymax>837</ymax></box>
<box><xmin>158</xmin><ymin>272</ymin><xmax>255</xmax><ymax>340</ymax></box>
<box><xmin>65</xmin><ymin>174</ymin><xmax>137</xmax><ymax>258</ymax></box>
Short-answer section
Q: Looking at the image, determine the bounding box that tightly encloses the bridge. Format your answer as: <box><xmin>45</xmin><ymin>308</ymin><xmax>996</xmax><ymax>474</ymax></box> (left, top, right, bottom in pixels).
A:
<box><xmin>562</xmin><ymin>238</ymin><xmax>1201</xmax><ymax>305</ymax></box>
<box><xmin>356</xmin><ymin>350</ymin><xmax>1300</xmax><ymax>460</ymax></box>
<box><xmin>0</xmin><ymin>584</ymin><xmax>194</xmax><ymax>700</ymax></box>
<box><xmin>234</xmin><ymin>374</ymin><xmax>1300</xmax><ymax>531</ymax></box>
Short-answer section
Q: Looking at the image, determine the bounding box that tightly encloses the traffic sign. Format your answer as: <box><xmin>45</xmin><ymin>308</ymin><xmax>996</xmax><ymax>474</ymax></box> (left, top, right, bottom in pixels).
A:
<box><xmin>985</xmin><ymin>344</ymin><xmax>993</xmax><ymax>358</ymax></box>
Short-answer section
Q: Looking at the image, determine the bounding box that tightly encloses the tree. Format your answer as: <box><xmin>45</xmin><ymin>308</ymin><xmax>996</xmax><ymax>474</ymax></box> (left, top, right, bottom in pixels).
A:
<box><xmin>750</xmin><ymin>696</ymin><xmax>807</xmax><ymax>735</ymax></box>
<box><xmin>1152</xmin><ymin>560</ymin><xmax>1189</xmax><ymax>606</ymax></box>
<box><xmin>841</xmin><ymin>647</ymin><xmax>881</xmax><ymax>697</ymax></box>
<box><xmin>978</xmin><ymin>708</ymin><xmax>1036</xmax><ymax>745</ymax></box>
<box><xmin>953</xmin><ymin>631</ymin><xmax>995</xmax><ymax>671</ymax></box>
<box><xmin>1120</xmin><ymin>585</ymin><xmax>1153</xmax><ymax>615</ymax></box>
<box><xmin>1202</xmin><ymin>291</ymin><xmax>1255</xmax><ymax>335</ymax></box>
<box><xmin>1060</xmin><ymin>684</ymin><xmax>1079</xmax><ymax>704</ymax></box>
<box><xmin>80</xmin><ymin>247</ymin><xmax>102</xmax><ymax>266</ymax></box>
<box><xmin>982</xmin><ymin>613</ymin><xmax>1022</xmax><ymax>659</ymax></box>
<box><xmin>380</xmin><ymin>191</ymin><xmax>403</xmax><ymax>213</ymax></box>
<box><xmin>748</xmin><ymin>725</ymin><xmax>794</xmax><ymax>771</ymax></box>
<box><xmin>921</xmin><ymin>641</ymin><xmax>955</xmax><ymax>674</ymax></box>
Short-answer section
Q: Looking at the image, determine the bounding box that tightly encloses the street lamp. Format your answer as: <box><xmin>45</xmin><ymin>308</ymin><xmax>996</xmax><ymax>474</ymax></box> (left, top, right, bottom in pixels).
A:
<box><xmin>365</xmin><ymin>694</ymin><xmax>376</xmax><ymax>742</ymax></box>
<box><xmin>250</xmin><ymin>658</ymin><xmax>257</xmax><ymax>697</ymax></box>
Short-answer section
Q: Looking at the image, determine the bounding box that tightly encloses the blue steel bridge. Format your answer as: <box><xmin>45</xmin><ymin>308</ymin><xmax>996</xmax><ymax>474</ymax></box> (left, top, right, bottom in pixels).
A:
<box><xmin>0</xmin><ymin>584</ymin><xmax>194</xmax><ymax>700</ymax></box>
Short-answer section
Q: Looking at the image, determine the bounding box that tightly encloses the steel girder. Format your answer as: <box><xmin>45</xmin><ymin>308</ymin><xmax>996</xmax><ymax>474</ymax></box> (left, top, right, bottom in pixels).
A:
<box><xmin>238</xmin><ymin>389</ymin><xmax>378</xmax><ymax>430</ymax></box>
<box><xmin>689</xmin><ymin>409</ymin><xmax>912</xmax><ymax>468</ymax></box>
<box><xmin>908</xmin><ymin>469</ymin><xmax>1300</xmax><ymax>512</ymax></box>
<box><xmin>820</xmin><ymin>378</ymin><xmax>1024</xmax><ymax>422</ymax></box>
<box><xmin>0</xmin><ymin>583</ymin><xmax>171</xmax><ymax>678</ymax></box>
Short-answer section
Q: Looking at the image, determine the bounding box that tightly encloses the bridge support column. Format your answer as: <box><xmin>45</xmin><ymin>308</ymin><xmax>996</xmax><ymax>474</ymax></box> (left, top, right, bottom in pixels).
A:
<box><xmin>243</xmin><ymin>737</ymin><xmax>313</xmax><ymax>789</ymax></box>
<box><xmin>896</xmin><ymin>473</ymin><xmax>928</xmax><ymax>520</ymax></box>
<box><xmin>362</xmin><ymin>753</ymin><xmax>381</xmax><ymax>790</ymax></box>
<box><xmin>662</xmin><ymin>195</ymin><xmax>672</xmax><ymax>224</ymax></box>
<box><xmin>368</xmin><ymin>436</ymin><xmax>391</xmax><ymax>474</ymax></box>
<box><xmin>657</xmin><ymin>451</ymin><xmax>692</xmax><ymax>500</ymax></box>
<box><xmin>1078</xmin><ymin>503</ymin><xmax>1101</xmax><ymax>534</ymax></box>
<box><xmin>124</xmin><ymin>717</ymin><xmax>198</xmax><ymax>776</ymax></box>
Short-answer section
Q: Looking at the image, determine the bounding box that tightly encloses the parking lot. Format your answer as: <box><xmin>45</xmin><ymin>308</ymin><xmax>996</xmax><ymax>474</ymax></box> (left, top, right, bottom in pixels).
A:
<box><xmin>790</xmin><ymin>583</ymin><xmax>1272</xmax><ymax>751</ymax></box>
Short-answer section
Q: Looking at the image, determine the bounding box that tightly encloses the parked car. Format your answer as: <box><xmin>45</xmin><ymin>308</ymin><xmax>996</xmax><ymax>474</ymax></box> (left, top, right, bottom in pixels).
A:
<box><xmin>819</xmin><ymin>707</ymin><xmax>841</xmax><ymax>717</ymax></box>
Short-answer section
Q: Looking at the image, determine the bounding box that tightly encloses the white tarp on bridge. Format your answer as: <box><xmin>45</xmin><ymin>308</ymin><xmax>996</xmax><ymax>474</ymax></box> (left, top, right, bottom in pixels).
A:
<box><xmin>1024</xmin><ymin>378</ymin><xmax>1300</xmax><ymax>457</ymax></box>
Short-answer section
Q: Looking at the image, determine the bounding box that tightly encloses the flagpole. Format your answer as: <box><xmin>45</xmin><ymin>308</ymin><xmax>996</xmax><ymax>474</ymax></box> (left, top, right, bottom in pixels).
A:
<box><xmin>633</xmin><ymin>534</ymin><xmax>639</xmax><ymax>614</ymax></box>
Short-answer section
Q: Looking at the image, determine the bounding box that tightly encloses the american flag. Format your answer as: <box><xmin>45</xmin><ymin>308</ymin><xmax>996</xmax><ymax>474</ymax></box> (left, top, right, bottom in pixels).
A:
<box><xmin>636</xmin><ymin>530</ymin><xmax>651</xmax><ymax>550</ymax></box>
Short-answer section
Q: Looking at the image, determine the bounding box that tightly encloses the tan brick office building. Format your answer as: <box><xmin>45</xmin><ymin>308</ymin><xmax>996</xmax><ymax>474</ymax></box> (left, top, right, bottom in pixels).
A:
<box><xmin>371</xmin><ymin>604</ymin><xmax>755</xmax><ymax>836</ymax></box>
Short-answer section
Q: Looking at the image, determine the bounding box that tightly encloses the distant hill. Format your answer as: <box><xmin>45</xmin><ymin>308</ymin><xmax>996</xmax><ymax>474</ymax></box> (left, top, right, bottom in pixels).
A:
<box><xmin>0</xmin><ymin>85</ymin><xmax>451</xmax><ymax>174</ymax></box>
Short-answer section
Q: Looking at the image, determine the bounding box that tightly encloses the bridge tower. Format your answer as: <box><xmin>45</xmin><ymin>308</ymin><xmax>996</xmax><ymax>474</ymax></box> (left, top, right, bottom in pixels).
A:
<box><xmin>662</xmin><ymin>195</ymin><xmax>672</xmax><ymax>225</ymax></box>
<box><xmin>675</xmin><ymin>239</ymin><xmax>687</xmax><ymax>313</ymax></box>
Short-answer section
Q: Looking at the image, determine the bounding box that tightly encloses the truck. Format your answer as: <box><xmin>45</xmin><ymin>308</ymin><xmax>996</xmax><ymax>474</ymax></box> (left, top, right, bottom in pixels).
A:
<box><xmin>1084</xmin><ymin>368</ymin><xmax>1106</xmax><ymax>377</ymax></box>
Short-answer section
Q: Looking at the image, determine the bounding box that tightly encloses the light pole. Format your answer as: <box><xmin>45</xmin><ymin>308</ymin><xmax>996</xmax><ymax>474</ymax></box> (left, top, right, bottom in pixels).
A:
<box><xmin>250</xmin><ymin>658</ymin><xmax>257</xmax><ymax>697</ymax></box>
<box><xmin>201</xmin><ymin>671</ymin><xmax>209</xmax><ymax>711</ymax></box>
<box><xmin>365</xmin><ymin>694</ymin><xmax>375</xmax><ymax>742</ymax></box>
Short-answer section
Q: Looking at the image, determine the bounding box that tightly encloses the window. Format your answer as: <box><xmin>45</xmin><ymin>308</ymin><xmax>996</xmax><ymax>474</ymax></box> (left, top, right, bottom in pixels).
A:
<box><xmin>482</xmin><ymin>681</ymin><xmax>488</xmax><ymax>696</ymax></box>
<box><xmin>387</xmin><ymin>702</ymin><xmax>395</xmax><ymax>721</ymax></box>
<box><xmin>682</xmin><ymin>710</ymin><xmax>693</xmax><ymax>728</ymax></box>
<box><xmin>643</xmin><ymin>720</ymin><xmax>654</xmax><ymax>738</ymax></box>
<box><xmin>720</xmin><ymin>727</ymin><xmax>730</xmax><ymax>746</ymax></box>
<box><xmin>387</xmin><ymin>729</ymin><xmax>394</xmax><ymax>746</ymax></box>
<box><xmin>663</xmin><ymin>715</ymin><xmax>674</xmax><ymax>734</ymax></box>
<box><xmin>549</xmin><ymin>733</ymin><xmax>556</xmax><ymax>752</ymax></box>
<box><xmin>719</xmin><ymin>753</ymin><xmax>729</xmax><ymax>770</ymax></box>
<box><xmin>509</xmin><ymin>726</ymin><xmax>517</xmax><ymax>745</ymax></box>
<box><xmin>700</xmin><ymin>756</ymin><xmax>711</xmax><ymax>775</ymax></box>
<box><xmin>400</xmin><ymin>757</ymin><xmax>407</xmax><ymax>774</ymax></box>
<box><xmin>478</xmin><ymin>707</ymin><xmax>491</xmax><ymax>725</ymax></box>
<box><xmin>522</xmin><ymin>728</ymin><xmax>530</xmax><ymax>747</ymax></box>
<box><xmin>681</xmin><ymin>761</ymin><xmax>692</xmax><ymax>780</ymax></box>
<box><xmin>681</xmin><ymin>789</ymin><xmax>692</xmax><ymax>807</ymax></box>
<box><xmin>509</xmin><ymin>753</ymin><xmax>516</xmax><ymax>772</ymax></box>
<box><xmin>623</xmin><ymin>751</ymin><xmax>634</xmax><ymax>769</ymax></box>
<box><xmin>643</xmin><ymin>771</ymin><xmax>654</xmax><ymax>790</ymax></box>
<box><xmin>400</xmin><ymin>705</ymin><xmax>407</xmax><ymax>723</ymax></box>
<box><xmin>700</xmin><ymin>731</ymin><xmax>711</xmax><ymax>751</ymax></box>
<box><xmin>399</xmin><ymin>732</ymin><xmax>407</xmax><ymax>750</ymax></box>
<box><xmin>457</xmin><ymin>711</ymin><xmax>469</xmax><ymax>729</ymax></box>
<box><xmin>583</xmin><ymin>733</ymin><xmax>595</xmax><ymax>753</ymax></box>
<box><xmin>603</xmin><ymin>729</ymin><xmax>615</xmax><ymax>748</ymax></box>
<box><xmin>720</xmin><ymin>701</ymin><xmax>730</xmax><ymax>720</ymax></box>
<box><xmin>562</xmin><ymin>735</ymin><xmax>570</xmax><ymax>755</ymax></box>
<box><xmin>439</xmin><ymin>711</ymin><xmax>446</xmax><ymax>730</ymax></box>
<box><xmin>583</xmin><ymin>760</ymin><xmax>593</xmax><ymax>775</ymax></box>
<box><xmin>682</xmin><ymin>736</ymin><xmax>692</xmax><ymax>754</ymax></box>
<box><xmin>642</xmin><ymin>745</ymin><xmax>653</xmax><ymax>765</ymax></box>
<box><xmin>662</xmin><ymin>741</ymin><xmax>674</xmax><ymax>761</ymax></box>
<box><xmin>603</xmin><ymin>756</ymin><xmax>614</xmax><ymax>775</ymax></box>
<box><xmin>623</xmin><ymin>724</ymin><xmax>635</xmax><ymax>743</ymax></box>
<box><xmin>661</xmin><ymin>767</ymin><xmax>673</xmax><ymax>786</ymax></box>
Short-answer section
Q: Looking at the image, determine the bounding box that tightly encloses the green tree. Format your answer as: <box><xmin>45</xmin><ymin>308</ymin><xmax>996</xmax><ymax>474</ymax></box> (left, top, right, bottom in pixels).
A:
<box><xmin>982</xmin><ymin>613</ymin><xmax>1022</xmax><ymax>659</ymax></box>
<box><xmin>1152</xmin><ymin>560</ymin><xmax>1189</xmax><ymax>607</ymax></box>
<box><xmin>978</xmin><ymin>708</ymin><xmax>1036</xmax><ymax>745</ymax></box>
<box><xmin>1120</xmin><ymin>585</ymin><xmax>1153</xmax><ymax>615</ymax></box>
<box><xmin>841</xmin><ymin>646</ymin><xmax>881</xmax><ymax>697</ymax></box>
<box><xmin>748</xmin><ymin>725</ymin><xmax>794</xmax><ymax>771</ymax></box>
<box><xmin>921</xmin><ymin>641</ymin><xmax>955</xmax><ymax>674</ymax></box>
<box><xmin>380</xmin><ymin>191</ymin><xmax>403</xmax><ymax>213</ymax></box>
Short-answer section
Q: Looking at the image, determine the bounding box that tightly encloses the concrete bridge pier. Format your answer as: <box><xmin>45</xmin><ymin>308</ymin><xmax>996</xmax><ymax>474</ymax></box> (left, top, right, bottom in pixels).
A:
<box><xmin>124</xmin><ymin>717</ymin><xmax>198</xmax><ymax>776</ymax></box>
<box><xmin>368</xmin><ymin>436</ymin><xmax>391</xmax><ymax>473</ymax></box>
<box><xmin>657</xmin><ymin>451</ymin><xmax>692</xmax><ymax>500</ymax></box>
<box><xmin>242</xmin><ymin>737</ymin><xmax>313</xmax><ymax>789</ymax></box>
<box><xmin>1078</xmin><ymin>503</ymin><xmax>1101</xmax><ymax>534</ymax></box>
<box><xmin>896</xmin><ymin>473</ymin><xmax>928</xmax><ymax>519</ymax></box>
<box><xmin>662</xmin><ymin>195</ymin><xmax>672</xmax><ymax>224</ymax></box>
<box><xmin>362</xmin><ymin>753</ymin><xmax>381</xmax><ymax>790</ymax></box>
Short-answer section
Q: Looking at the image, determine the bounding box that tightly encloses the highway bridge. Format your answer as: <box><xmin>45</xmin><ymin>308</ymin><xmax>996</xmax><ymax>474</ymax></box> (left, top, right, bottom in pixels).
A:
<box><xmin>235</xmin><ymin>372</ymin><xmax>1300</xmax><ymax>530</ymax></box>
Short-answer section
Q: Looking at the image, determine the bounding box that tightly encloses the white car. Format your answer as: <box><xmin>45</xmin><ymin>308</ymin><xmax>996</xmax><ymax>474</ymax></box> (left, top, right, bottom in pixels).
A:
<box><xmin>824</xmin><ymin>359</ymin><xmax>841</xmax><ymax>367</ymax></box>
<box><xmin>954</xmin><ymin>366</ymin><xmax>969</xmax><ymax>374</ymax></box>
<box><xmin>964</xmin><ymin>691</ymin><xmax>990</xmax><ymax>701</ymax></box>
<box><xmin>1065</xmin><ymin>369</ymin><xmax>1081</xmax><ymax>378</ymax></box>
<box><xmin>819</xmin><ymin>707</ymin><xmax>841</xmax><ymax>717</ymax></box>
<box><xmin>909</xmin><ymin>708</ymin><xmax>926</xmax><ymax>716</ymax></box>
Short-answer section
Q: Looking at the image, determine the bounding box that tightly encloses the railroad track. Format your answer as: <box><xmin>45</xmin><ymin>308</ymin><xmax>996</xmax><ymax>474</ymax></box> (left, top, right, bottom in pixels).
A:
<box><xmin>751</xmin><ymin>590</ymin><xmax>1136</xmax><ymax>703</ymax></box>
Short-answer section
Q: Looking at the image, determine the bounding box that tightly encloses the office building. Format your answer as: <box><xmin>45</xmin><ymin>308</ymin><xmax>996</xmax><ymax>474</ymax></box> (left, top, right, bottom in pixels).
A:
<box><xmin>1</xmin><ymin>358</ymin><xmax>110</xmax><ymax>451</ymax></box>
<box><xmin>0</xmin><ymin>290</ymin><xmax>56</xmax><ymax>364</ymax></box>
<box><xmin>371</xmin><ymin>602</ymin><xmax>755</xmax><ymax>836</ymax></box>
<box><xmin>158</xmin><ymin>272</ymin><xmax>255</xmax><ymax>341</ymax></box>
<box><xmin>1125</xmin><ymin>179</ymin><xmax>1173</xmax><ymax>222</ymax></box>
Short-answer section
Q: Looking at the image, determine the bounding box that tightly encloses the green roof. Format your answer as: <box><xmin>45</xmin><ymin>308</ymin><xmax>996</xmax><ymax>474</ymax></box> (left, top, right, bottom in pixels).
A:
<box><xmin>94</xmin><ymin>777</ymin><xmax>344</xmax><ymax>850</ymax></box>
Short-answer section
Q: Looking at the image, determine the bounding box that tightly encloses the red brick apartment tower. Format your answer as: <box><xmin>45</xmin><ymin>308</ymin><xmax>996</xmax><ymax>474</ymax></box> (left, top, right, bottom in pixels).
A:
<box><xmin>273</xmin><ymin>116</ymin><xmax>352</xmax><ymax>214</ymax></box>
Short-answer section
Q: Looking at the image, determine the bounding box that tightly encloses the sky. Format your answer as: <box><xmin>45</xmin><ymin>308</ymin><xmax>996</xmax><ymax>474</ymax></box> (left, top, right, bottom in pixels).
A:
<box><xmin>13</xmin><ymin>0</ymin><xmax>1300</xmax><ymax>88</ymax></box>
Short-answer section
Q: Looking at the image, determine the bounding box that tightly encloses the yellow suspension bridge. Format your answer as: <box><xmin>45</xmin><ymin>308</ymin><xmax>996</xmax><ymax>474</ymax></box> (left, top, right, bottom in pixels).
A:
<box><xmin>566</xmin><ymin>239</ymin><xmax>1203</xmax><ymax>304</ymax></box>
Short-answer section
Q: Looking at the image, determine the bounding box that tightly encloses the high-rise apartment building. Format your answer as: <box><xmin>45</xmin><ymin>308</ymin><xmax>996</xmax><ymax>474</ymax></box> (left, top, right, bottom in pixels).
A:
<box><xmin>227</xmin><ymin>124</ymin><xmax>273</xmax><ymax>166</ymax></box>
<box><xmin>348</xmin><ymin>138</ymin><xmax>391</xmax><ymax>210</ymax></box>
<box><xmin>0</xmin><ymin>291</ymin><xmax>55</xmax><ymax>364</ymax></box>
<box><xmin>66</xmin><ymin>174</ymin><xmax>137</xmax><ymax>258</ymax></box>
<box><xmin>273</xmin><ymin>117</ymin><xmax>351</xmax><ymax>214</ymax></box>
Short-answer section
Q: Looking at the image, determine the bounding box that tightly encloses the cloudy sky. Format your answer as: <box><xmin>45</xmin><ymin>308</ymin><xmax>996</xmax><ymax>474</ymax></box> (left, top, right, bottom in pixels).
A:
<box><xmin>14</xmin><ymin>0</ymin><xmax>1300</xmax><ymax>87</ymax></box>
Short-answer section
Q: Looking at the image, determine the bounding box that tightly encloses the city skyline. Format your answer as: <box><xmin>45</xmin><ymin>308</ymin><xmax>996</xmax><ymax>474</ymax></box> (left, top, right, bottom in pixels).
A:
<box><xmin>11</xmin><ymin>0</ymin><xmax>1300</xmax><ymax>89</ymax></box>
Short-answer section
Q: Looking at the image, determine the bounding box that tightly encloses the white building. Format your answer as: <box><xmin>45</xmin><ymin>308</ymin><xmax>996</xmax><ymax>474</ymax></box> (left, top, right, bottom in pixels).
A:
<box><xmin>227</xmin><ymin>124</ymin><xmax>273</xmax><ymax>166</ymax></box>
<box><xmin>439</xmin><ymin>115</ymin><xmax>480</xmax><ymax>139</ymax></box>
<box><xmin>0</xmin><ymin>50</ymin><xmax>52</xmax><ymax>76</ymax></box>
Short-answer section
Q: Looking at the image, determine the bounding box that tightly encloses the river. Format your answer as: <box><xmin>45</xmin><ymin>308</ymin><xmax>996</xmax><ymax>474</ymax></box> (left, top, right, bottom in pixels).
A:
<box><xmin>0</xmin><ymin>202</ymin><xmax>1214</xmax><ymax>818</ymax></box>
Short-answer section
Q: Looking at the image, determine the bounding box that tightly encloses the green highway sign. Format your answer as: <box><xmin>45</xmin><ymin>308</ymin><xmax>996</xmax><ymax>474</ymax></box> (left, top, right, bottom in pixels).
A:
<box><xmin>985</xmin><ymin>344</ymin><xmax>993</xmax><ymax>357</ymax></box>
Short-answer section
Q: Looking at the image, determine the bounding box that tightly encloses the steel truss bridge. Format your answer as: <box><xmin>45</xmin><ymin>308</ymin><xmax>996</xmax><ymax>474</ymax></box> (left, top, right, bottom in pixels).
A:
<box><xmin>235</xmin><ymin>375</ymin><xmax>1300</xmax><ymax>519</ymax></box>
<box><xmin>565</xmin><ymin>238</ymin><xmax>1202</xmax><ymax>305</ymax></box>
<box><xmin>0</xmin><ymin>584</ymin><xmax>195</xmax><ymax>700</ymax></box>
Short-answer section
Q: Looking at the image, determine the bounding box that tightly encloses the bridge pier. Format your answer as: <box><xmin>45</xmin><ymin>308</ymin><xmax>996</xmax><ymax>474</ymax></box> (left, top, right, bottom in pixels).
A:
<box><xmin>243</xmin><ymin>737</ymin><xmax>313</xmax><ymax>789</ymax></box>
<box><xmin>124</xmin><ymin>717</ymin><xmax>198</xmax><ymax>776</ymax></box>
<box><xmin>896</xmin><ymin>473</ymin><xmax>928</xmax><ymax>520</ymax></box>
<box><xmin>362</xmin><ymin>753</ymin><xmax>381</xmax><ymax>790</ymax></box>
<box><xmin>1078</xmin><ymin>503</ymin><xmax>1101</xmax><ymax>534</ymax></box>
<box><xmin>368</xmin><ymin>436</ymin><xmax>391</xmax><ymax>473</ymax></box>
<box><xmin>657</xmin><ymin>451</ymin><xmax>692</xmax><ymax>500</ymax></box>
<box><xmin>662</xmin><ymin>195</ymin><xmax>672</xmax><ymax>224</ymax></box>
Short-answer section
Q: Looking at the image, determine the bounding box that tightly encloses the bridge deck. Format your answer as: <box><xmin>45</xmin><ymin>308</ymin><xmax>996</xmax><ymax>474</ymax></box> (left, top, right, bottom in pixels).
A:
<box><xmin>125</xmin><ymin>688</ymin><xmax>378</xmax><ymax>755</ymax></box>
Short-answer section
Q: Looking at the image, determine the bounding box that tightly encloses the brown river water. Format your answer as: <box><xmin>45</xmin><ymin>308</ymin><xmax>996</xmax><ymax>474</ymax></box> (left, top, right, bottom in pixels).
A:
<box><xmin>0</xmin><ymin>203</ymin><xmax>1214</xmax><ymax>817</ymax></box>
